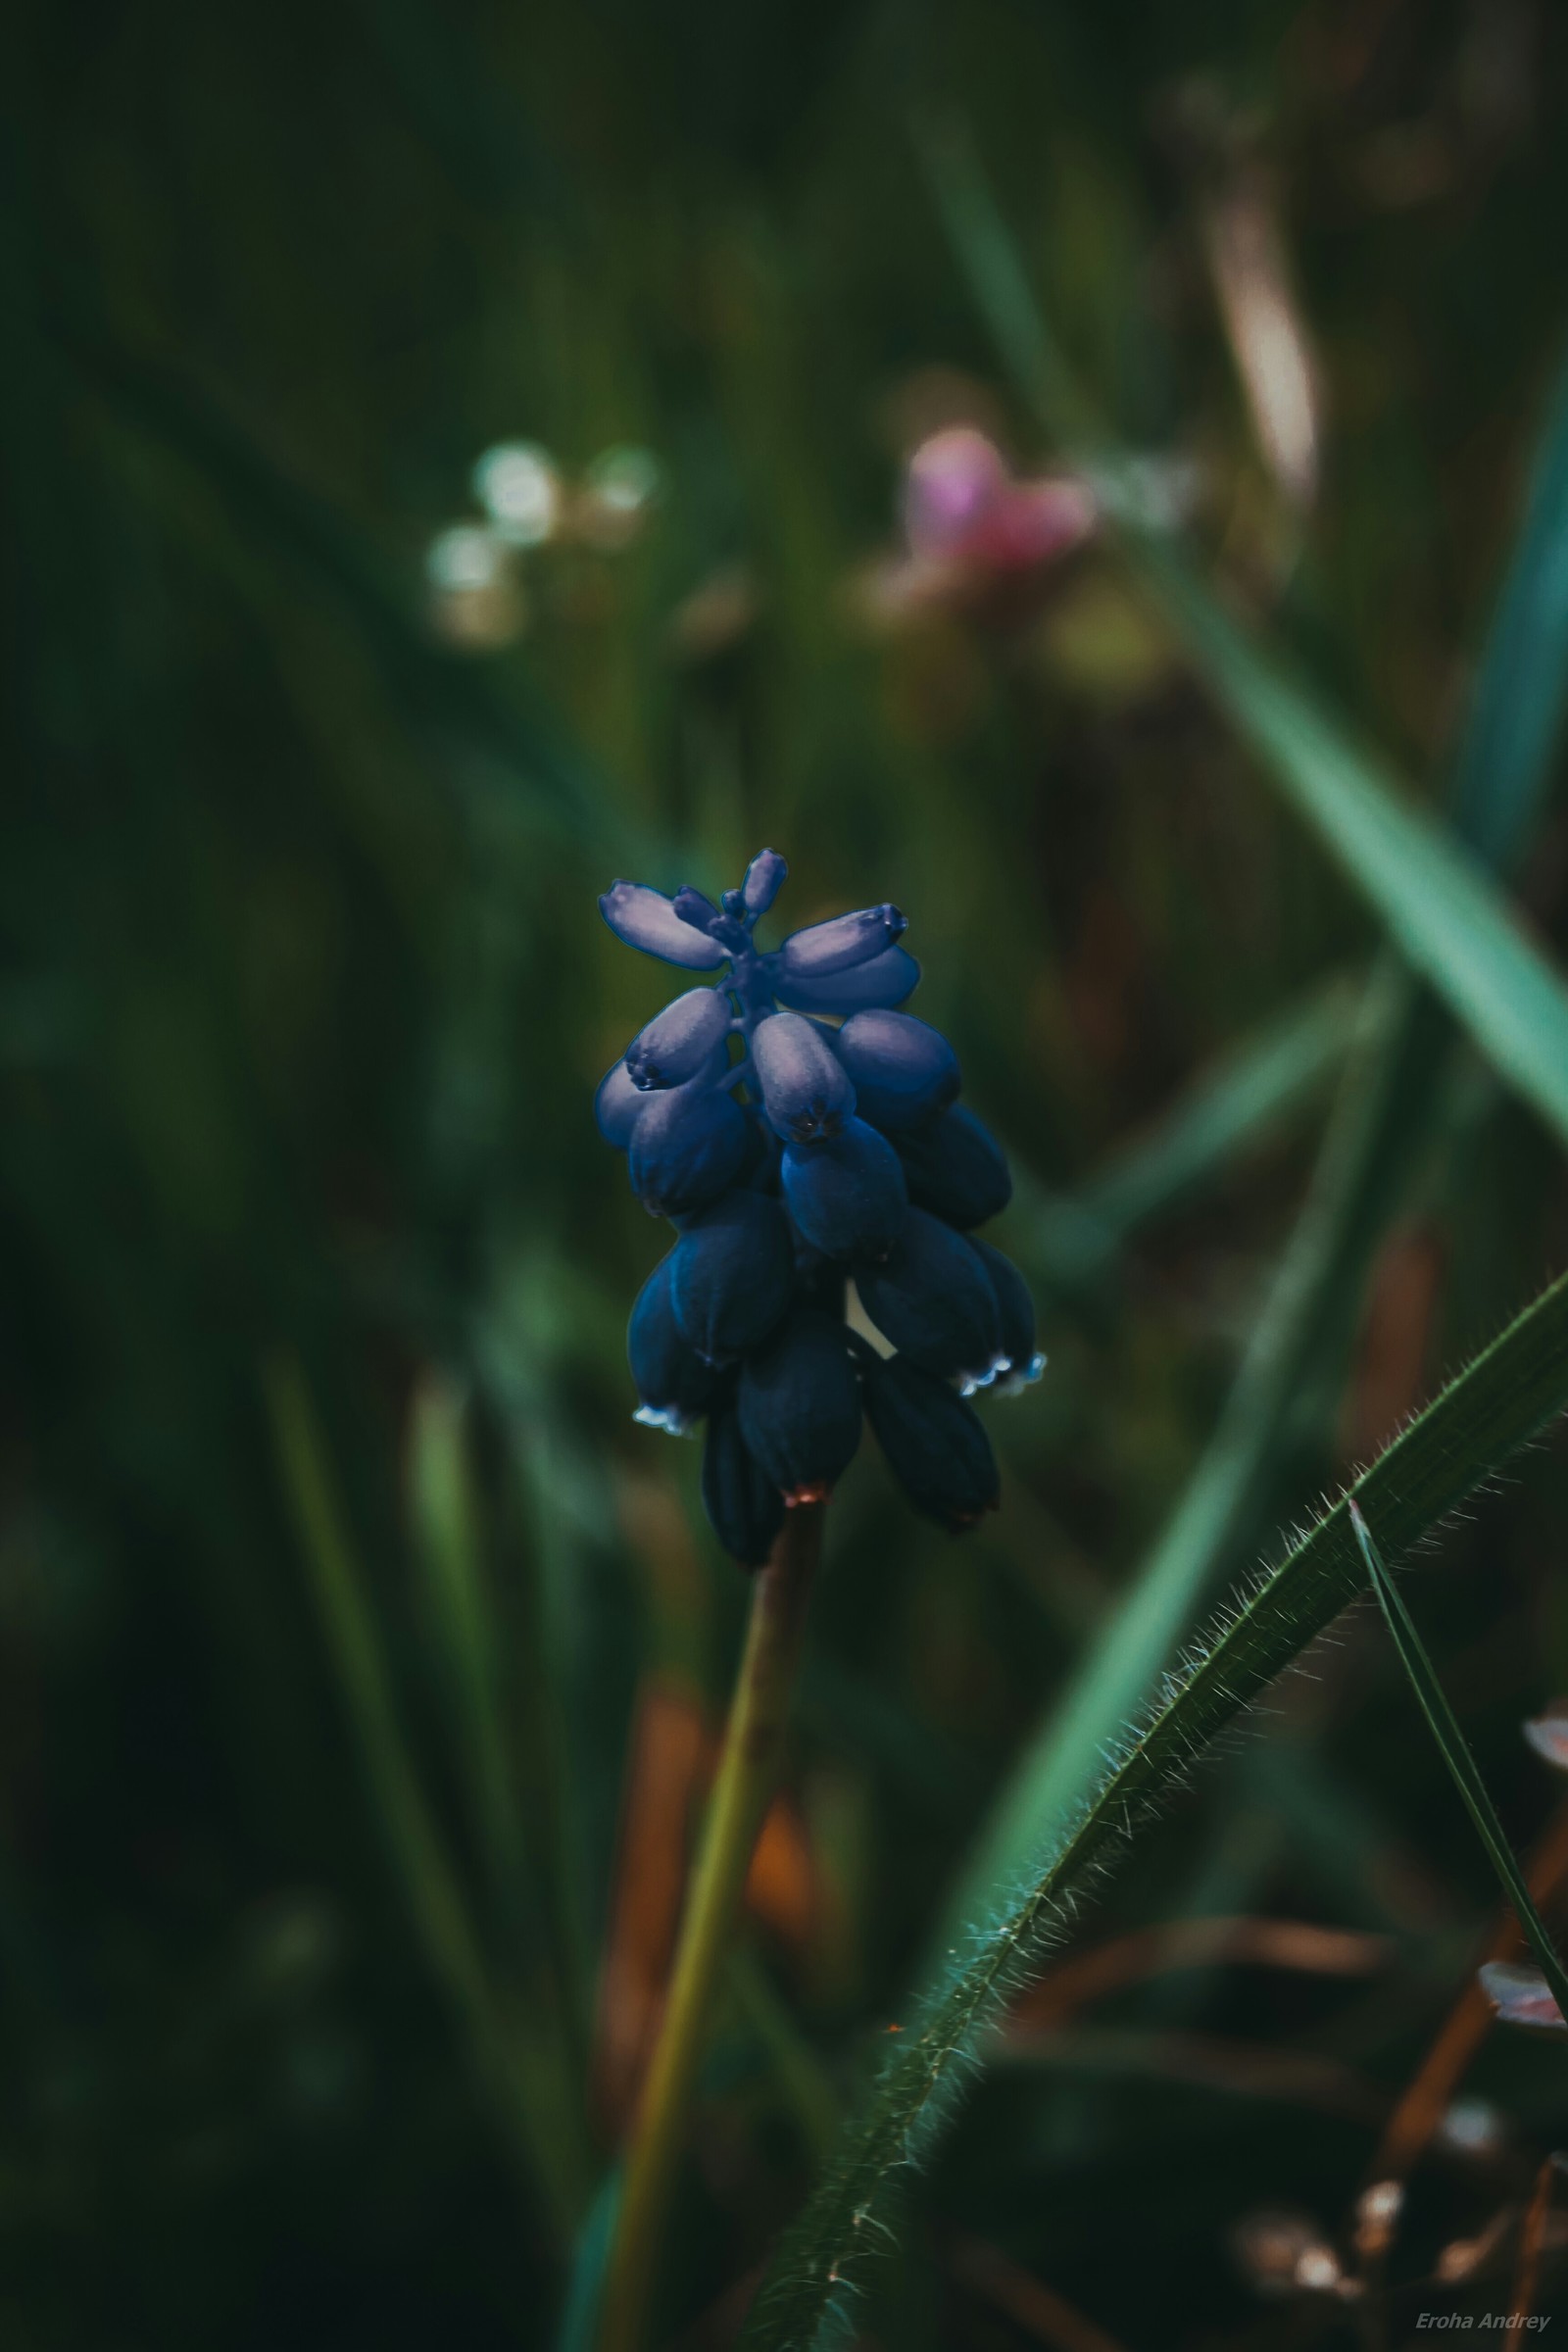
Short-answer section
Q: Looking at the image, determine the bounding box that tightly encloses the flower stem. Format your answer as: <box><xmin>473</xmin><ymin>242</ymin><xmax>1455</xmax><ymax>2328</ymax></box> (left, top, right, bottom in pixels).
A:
<box><xmin>596</xmin><ymin>1502</ymin><xmax>823</xmax><ymax>2352</ymax></box>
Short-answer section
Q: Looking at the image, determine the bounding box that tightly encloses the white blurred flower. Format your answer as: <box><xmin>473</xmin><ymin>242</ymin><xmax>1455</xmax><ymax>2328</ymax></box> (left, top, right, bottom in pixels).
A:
<box><xmin>577</xmin><ymin>445</ymin><xmax>662</xmax><ymax>550</ymax></box>
<box><xmin>1438</xmin><ymin>2095</ymin><xmax>1504</xmax><ymax>2156</ymax></box>
<box><xmin>472</xmin><ymin>441</ymin><xmax>563</xmax><ymax>547</ymax></box>
<box><xmin>426</xmin><ymin>522</ymin><xmax>509</xmax><ymax>593</ymax></box>
<box><xmin>424</xmin><ymin>524</ymin><xmax>526</xmax><ymax>649</ymax></box>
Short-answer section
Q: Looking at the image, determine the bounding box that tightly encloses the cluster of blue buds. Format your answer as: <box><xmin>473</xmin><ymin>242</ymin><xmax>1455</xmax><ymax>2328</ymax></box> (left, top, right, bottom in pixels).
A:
<box><xmin>597</xmin><ymin>853</ymin><xmax>1043</xmax><ymax>1565</ymax></box>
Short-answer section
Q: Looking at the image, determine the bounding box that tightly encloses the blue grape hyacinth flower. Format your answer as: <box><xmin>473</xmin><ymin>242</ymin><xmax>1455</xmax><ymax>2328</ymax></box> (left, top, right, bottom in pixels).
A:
<box><xmin>597</xmin><ymin>852</ymin><xmax>1044</xmax><ymax>1559</ymax></box>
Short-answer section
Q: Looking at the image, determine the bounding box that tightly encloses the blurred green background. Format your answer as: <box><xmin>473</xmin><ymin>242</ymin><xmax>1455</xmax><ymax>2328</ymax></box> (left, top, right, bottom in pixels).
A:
<box><xmin>8</xmin><ymin>2</ymin><xmax>1568</xmax><ymax>2344</ymax></box>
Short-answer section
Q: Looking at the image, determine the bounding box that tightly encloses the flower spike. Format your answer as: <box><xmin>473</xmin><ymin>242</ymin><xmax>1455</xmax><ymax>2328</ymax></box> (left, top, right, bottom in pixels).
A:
<box><xmin>596</xmin><ymin>848</ymin><xmax>1040</xmax><ymax>1558</ymax></box>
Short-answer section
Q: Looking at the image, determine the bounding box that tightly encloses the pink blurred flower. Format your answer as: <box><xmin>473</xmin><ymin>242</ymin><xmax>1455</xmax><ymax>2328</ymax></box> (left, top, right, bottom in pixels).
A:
<box><xmin>1478</xmin><ymin>1959</ymin><xmax>1567</xmax><ymax>2030</ymax></box>
<box><xmin>1523</xmin><ymin>1701</ymin><xmax>1568</xmax><ymax>1771</ymax></box>
<box><xmin>905</xmin><ymin>427</ymin><xmax>1096</xmax><ymax>573</ymax></box>
<box><xmin>858</xmin><ymin>426</ymin><xmax>1097</xmax><ymax>630</ymax></box>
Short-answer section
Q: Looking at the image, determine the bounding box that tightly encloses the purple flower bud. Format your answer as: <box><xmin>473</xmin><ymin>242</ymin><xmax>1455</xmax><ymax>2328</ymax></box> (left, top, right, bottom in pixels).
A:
<box><xmin>702</xmin><ymin>1406</ymin><xmax>785</xmax><ymax>1566</ymax></box>
<box><xmin>600</xmin><ymin>880</ymin><xmax>730</xmax><ymax>969</ymax></box>
<box><xmin>855</xmin><ymin>1206</ymin><xmax>1003</xmax><ymax>1382</ymax></box>
<box><xmin>628</xmin><ymin>1081</ymin><xmax>750</xmax><ymax>1218</ymax></box>
<box><xmin>742</xmin><ymin>849</ymin><xmax>788</xmax><ymax>915</ymax></box>
<box><xmin>595</xmin><ymin>1058</ymin><xmax>647</xmax><ymax>1148</ymax></box>
<box><xmin>670</xmin><ymin>1192</ymin><xmax>794</xmax><ymax>1362</ymax></box>
<box><xmin>753</xmin><ymin>1011</ymin><xmax>857</xmax><ymax>1143</ymax></box>
<box><xmin>625</xmin><ymin>988</ymin><xmax>733</xmax><ymax>1091</ymax></box>
<box><xmin>766</xmin><ymin>944</ymin><xmax>921</xmax><ymax>1015</ymax></box>
<box><xmin>863</xmin><ymin>1351</ymin><xmax>1000</xmax><ymax>1531</ymax></box>
<box><xmin>738</xmin><ymin>1310</ymin><xmax>861</xmax><ymax>1505</ymax></box>
<box><xmin>832</xmin><ymin>1010</ymin><xmax>958</xmax><ymax>1131</ymax></box>
<box><xmin>894</xmin><ymin>1103</ymin><xmax>1012</xmax><ymax>1228</ymax></box>
<box><xmin>782</xmin><ymin>1118</ymin><xmax>907</xmax><ymax>1263</ymax></box>
<box><xmin>777</xmin><ymin>904</ymin><xmax>907</xmax><ymax>980</ymax></box>
<box><xmin>627</xmin><ymin>1255</ymin><xmax>720</xmax><ymax>1433</ymax></box>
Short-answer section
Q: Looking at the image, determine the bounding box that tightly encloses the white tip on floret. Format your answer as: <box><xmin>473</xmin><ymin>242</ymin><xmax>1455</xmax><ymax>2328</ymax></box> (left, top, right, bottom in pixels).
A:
<box><xmin>632</xmin><ymin>1403</ymin><xmax>697</xmax><ymax>1438</ymax></box>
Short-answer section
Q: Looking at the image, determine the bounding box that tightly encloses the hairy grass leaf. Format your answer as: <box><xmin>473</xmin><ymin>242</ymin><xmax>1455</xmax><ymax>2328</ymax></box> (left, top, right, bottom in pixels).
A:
<box><xmin>1350</xmin><ymin>1499</ymin><xmax>1568</xmax><ymax>2022</ymax></box>
<box><xmin>741</xmin><ymin>1268</ymin><xmax>1568</xmax><ymax>2349</ymax></box>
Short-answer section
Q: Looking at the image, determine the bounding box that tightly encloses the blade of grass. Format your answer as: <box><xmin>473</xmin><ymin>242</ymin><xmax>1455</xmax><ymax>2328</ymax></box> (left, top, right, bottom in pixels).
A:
<box><xmin>1129</xmin><ymin>541</ymin><xmax>1568</xmax><ymax>1148</ymax></box>
<box><xmin>940</xmin><ymin>952</ymin><xmax>1433</xmax><ymax>1943</ymax></box>
<box><xmin>1012</xmin><ymin>970</ymin><xmax>1354</xmax><ymax>1298</ymax></box>
<box><xmin>741</xmin><ymin>1266</ymin><xmax>1568</xmax><ymax>2350</ymax></box>
<box><xmin>350</xmin><ymin>0</ymin><xmax>573</xmax><ymax>215</ymax></box>
<box><xmin>1348</xmin><ymin>1497</ymin><xmax>1568</xmax><ymax>2023</ymax></box>
<box><xmin>264</xmin><ymin>1348</ymin><xmax>590</xmax><ymax>2237</ymax></box>
<box><xmin>408</xmin><ymin>1369</ymin><xmax>535</xmax><ymax>1916</ymax></box>
<box><xmin>1374</xmin><ymin>1793</ymin><xmax>1568</xmax><ymax>2180</ymax></box>
<box><xmin>927</xmin><ymin>119</ymin><xmax>1568</xmax><ymax>1959</ymax></box>
<box><xmin>42</xmin><ymin>301</ymin><xmax>638</xmax><ymax>861</ymax></box>
<box><xmin>1450</xmin><ymin>344</ymin><xmax>1568</xmax><ymax>874</ymax></box>
<box><xmin>926</xmin><ymin>127</ymin><xmax>1568</xmax><ymax>1152</ymax></box>
<box><xmin>556</xmin><ymin>2172</ymin><xmax>623</xmax><ymax>2352</ymax></box>
<box><xmin>728</xmin><ymin>1945</ymin><xmax>840</xmax><ymax>2166</ymax></box>
<box><xmin>407</xmin><ymin>1367</ymin><xmax>585</xmax><ymax>2087</ymax></box>
<box><xmin>1080</xmin><ymin>972</ymin><xmax>1355</xmax><ymax>1239</ymax></box>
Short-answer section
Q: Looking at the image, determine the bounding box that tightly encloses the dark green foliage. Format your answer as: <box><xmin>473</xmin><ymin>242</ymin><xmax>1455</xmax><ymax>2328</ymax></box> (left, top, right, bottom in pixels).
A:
<box><xmin>9</xmin><ymin>5</ymin><xmax>1568</xmax><ymax>2349</ymax></box>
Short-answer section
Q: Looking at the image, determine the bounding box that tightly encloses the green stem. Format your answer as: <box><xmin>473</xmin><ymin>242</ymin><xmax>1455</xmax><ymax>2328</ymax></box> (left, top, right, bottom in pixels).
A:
<box><xmin>597</xmin><ymin>1503</ymin><xmax>823</xmax><ymax>2352</ymax></box>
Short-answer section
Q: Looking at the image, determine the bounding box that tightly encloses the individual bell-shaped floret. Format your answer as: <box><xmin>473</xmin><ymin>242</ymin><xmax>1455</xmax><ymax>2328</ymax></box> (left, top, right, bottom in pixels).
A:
<box><xmin>894</xmin><ymin>1102</ymin><xmax>1012</xmax><ymax>1228</ymax></box>
<box><xmin>738</xmin><ymin>1310</ymin><xmax>862</xmax><ymax>1505</ymax></box>
<box><xmin>627</xmin><ymin>1255</ymin><xmax>719</xmax><ymax>1432</ymax></box>
<box><xmin>670</xmin><ymin>1192</ymin><xmax>794</xmax><ymax>1363</ymax></box>
<box><xmin>628</xmin><ymin>1080</ymin><xmax>749</xmax><ymax>1219</ymax></box>
<box><xmin>832</xmin><ymin>1009</ymin><xmax>959</xmax><ymax>1132</ymax></box>
<box><xmin>625</xmin><ymin>988</ymin><xmax>732</xmax><ymax>1092</ymax></box>
<box><xmin>862</xmin><ymin>1351</ymin><xmax>1000</xmax><ymax>1531</ymax></box>
<box><xmin>600</xmin><ymin>880</ymin><xmax>731</xmax><ymax>968</ymax></box>
<box><xmin>855</xmin><ymin>1206</ymin><xmax>1004</xmax><ymax>1382</ymax></box>
<box><xmin>781</xmin><ymin>1117</ymin><xmax>907</xmax><ymax>1263</ymax></box>
<box><xmin>595</xmin><ymin>1058</ymin><xmax>646</xmax><ymax>1149</ymax></box>
<box><xmin>741</xmin><ymin>848</ymin><xmax>788</xmax><ymax>916</ymax></box>
<box><xmin>753</xmin><ymin>1011</ymin><xmax>856</xmax><ymax>1144</ymax></box>
<box><xmin>702</xmin><ymin>1405</ymin><xmax>785</xmax><ymax>1566</ymax></box>
<box><xmin>967</xmin><ymin>1236</ymin><xmax>1044</xmax><ymax>1390</ymax></box>
<box><xmin>776</xmin><ymin>904</ymin><xmax>907</xmax><ymax>980</ymax></box>
<box><xmin>766</xmin><ymin>943</ymin><xmax>920</xmax><ymax>1015</ymax></box>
